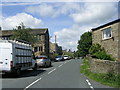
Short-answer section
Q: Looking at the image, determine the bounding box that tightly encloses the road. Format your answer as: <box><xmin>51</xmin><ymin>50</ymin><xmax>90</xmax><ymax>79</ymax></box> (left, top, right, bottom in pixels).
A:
<box><xmin>1</xmin><ymin>59</ymin><xmax>111</xmax><ymax>89</ymax></box>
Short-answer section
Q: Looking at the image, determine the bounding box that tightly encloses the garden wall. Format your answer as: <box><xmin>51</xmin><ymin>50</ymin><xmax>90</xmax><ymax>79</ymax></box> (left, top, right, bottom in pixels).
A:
<box><xmin>89</xmin><ymin>57</ymin><xmax>120</xmax><ymax>74</ymax></box>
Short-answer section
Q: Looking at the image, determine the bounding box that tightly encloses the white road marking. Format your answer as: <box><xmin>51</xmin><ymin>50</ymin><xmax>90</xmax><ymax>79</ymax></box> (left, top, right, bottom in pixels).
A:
<box><xmin>58</xmin><ymin>64</ymin><xmax>63</xmax><ymax>67</ymax></box>
<box><xmin>90</xmin><ymin>86</ymin><xmax>94</xmax><ymax>90</ymax></box>
<box><xmin>48</xmin><ymin>68</ymin><xmax>56</xmax><ymax>74</ymax></box>
<box><xmin>24</xmin><ymin>78</ymin><xmax>42</xmax><ymax>90</ymax></box>
<box><xmin>86</xmin><ymin>79</ymin><xmax>94</xmax><ymax>90</ymax></box>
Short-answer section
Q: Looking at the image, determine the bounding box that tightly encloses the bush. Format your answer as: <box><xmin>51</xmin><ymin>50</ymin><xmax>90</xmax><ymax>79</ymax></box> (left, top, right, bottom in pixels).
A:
<box><xmin>89</xmin><ymin>43</ymin><xmax>115</xmax><ymax>61</ymax></box>
<box><xmin>89</xmin><ymin>43</ymin><xmax>104</xmax><ymax>55</ymax></box>
<box><xmin>94</xmin><ymin>51</ymin><xmax>115</xmax><ymax>61</ymax></box>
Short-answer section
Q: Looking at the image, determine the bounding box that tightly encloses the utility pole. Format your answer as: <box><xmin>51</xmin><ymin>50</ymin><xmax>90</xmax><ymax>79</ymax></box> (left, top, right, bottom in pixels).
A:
<box><xmin>55</xmin><ymin>35</ymin><xmax>57</xmax><ymax>44</ymax></box>
<box><xmin>0</xmin><ymin>27</ymin><xmax>2</xmax><ymax>40</ymax></box>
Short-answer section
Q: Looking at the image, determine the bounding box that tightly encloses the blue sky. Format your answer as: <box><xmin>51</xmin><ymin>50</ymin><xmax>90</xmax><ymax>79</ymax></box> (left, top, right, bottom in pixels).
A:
<box><xmin>1</xmin><ymin>1</ymin><xmax>119</xmax><ymax>51</ymax></box>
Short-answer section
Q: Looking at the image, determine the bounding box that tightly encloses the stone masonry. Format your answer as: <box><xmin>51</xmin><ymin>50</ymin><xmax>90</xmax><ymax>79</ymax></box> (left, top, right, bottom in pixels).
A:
<box><xmin>92</xmin><ymin>19</ymin><xmax>120</xmax><ymax>61</ymax></box>
<box><xmin>89</xmin><ymin>57</ymin><xmax>120</xmax><ymax>74</ymax></box>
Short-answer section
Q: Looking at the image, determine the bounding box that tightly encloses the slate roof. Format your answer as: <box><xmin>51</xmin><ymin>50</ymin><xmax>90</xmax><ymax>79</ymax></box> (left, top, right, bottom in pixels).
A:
<box><xmin>1</xmin><ymin>28</ymin><xmax>48</xmax><ymax>36</ymax></box>
<box><xmin>92</xmin><ymin>19</ymin><xmax>120</xmax><ymax>31</ymax></box>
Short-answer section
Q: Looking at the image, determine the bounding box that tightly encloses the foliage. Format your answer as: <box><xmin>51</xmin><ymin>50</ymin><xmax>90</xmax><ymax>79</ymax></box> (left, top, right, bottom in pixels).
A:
<box><xmin>74</xmin><ymin>51</ymin><xmax>79</xmax><ymax>58</ymax></box>
<box><xmin>11</xmin><ymin>24</ymin><xmax>37</xmax><ymax>45</ymax></box>
<box><xmin>89</xmin><ymin>43</ymin><xmax>104</xmax><ymax>55</ymax></box>
<box><xmin>80</xmin><ymin>58</ymin><xmax>120</xmax><ymax>88</ymax></box>
<box><xmin>94</xmin><ymin>51</ymin><xmax>115</xmax><ymax>61</ymax></box>
<box><xmin>89</xmin><ymin>43</ymin><xmax>115</xmax><ymax>61</ymax></box>
<box><xmin>77</xmin><ymin>32</ymin><xmax>92</xmax><ymax>57</ymax></box>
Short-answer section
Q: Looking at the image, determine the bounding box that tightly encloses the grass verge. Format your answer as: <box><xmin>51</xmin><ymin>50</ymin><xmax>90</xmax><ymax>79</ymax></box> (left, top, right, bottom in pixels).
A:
<box><xmin>80</xmin><ymin>57</ymin><xmax>120</xmax><ymax>88</ymax></box>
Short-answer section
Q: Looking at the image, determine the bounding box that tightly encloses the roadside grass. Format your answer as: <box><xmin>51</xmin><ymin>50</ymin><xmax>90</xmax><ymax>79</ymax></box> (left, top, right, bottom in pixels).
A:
<box><xmin>80</xmin><ymin>58</ymin><xmax>120</xmax><ymax>88</ymax></box>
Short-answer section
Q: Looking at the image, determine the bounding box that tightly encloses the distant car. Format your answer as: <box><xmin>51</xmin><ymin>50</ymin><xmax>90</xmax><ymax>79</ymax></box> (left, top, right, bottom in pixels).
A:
<box><xmin>63</xmin><ymin>55</ymin><xmax>69</xmax><ymax>60</ymax></box>
<box><xmin>36</xmin><ymin>55</ymin><xmax>51</xmax><ymax>67</ymax></box>
<box><xmin>55</xmin><ymin>56</ymin><xmax>64</xmax><ymax>61</ymax></box>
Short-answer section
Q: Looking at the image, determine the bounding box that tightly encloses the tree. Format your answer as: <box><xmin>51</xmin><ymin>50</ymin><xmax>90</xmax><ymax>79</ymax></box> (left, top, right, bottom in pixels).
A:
<box><xmin>11</xmin><ymin>23</ymin><xmax>37</xmax><ymax>45</ymax></box>
<box><xmin>77</xmin><ymin>32</ymin><xmax>92</xmax><ymax>57</ymax></box>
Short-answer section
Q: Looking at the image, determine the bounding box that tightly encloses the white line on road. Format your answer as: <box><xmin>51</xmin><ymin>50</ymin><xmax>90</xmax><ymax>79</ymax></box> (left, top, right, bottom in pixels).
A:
<box><xmin>24</xmin><ymin>78</ymin><xmax>42</xmax><ymax>90</ymax></box>
<box><xmin>86</xmin><ymin>79</ymin><xmax>94</xmax><ymax>90</ymax></box>
<box><xmin>48</xmin><ymin>68</ymin><xmax>56</xmax><ymax>74</ymax></box>
<box><xmin>90</xmin><ymin>86</ymin><xmax>94</xmax><ymax>90</ymax></box>
<box><xmin>58</xmin><ymin>64</ymin><xmax>63</xmax><ymax>67</ymax></box>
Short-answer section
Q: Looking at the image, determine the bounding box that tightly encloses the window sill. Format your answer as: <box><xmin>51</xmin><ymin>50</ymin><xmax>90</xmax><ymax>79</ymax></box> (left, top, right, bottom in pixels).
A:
<box><xmin>102</xmin><ymin>37</ymin><xmax>113</xmax><ymax>41</ymax></box>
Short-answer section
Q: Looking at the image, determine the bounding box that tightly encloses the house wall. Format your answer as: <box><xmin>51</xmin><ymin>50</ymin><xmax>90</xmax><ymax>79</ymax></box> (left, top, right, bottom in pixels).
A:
<box><xmin>1</xmin><ymin>29</ymin><xmax>50</xmax><ymax>57</ymax></box>
<box><xmin>118</xmin><ymin>22</ymin><xmax>120</xmax><ymax>61</ymax></box>
<box><xmin>92</xmin><ymin>22</ymin><xmax>119</xmax><ymax>60</ymax></box>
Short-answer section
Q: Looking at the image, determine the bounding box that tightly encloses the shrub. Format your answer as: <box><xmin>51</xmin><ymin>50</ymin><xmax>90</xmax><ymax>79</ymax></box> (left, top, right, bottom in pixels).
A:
<box><xmin>89</xmin><ymin>43</ymin><xmax>104</xmax><ymax>55</ymax></box>
<box><xmin>89</xmin><ymin>43</ymin><xmax>115</xmax><ymax>61</ymax></box>
<box><xmin>94</xmin><ymin>51</ymin><xmax>115</xmax><ymax>61</ymax></box>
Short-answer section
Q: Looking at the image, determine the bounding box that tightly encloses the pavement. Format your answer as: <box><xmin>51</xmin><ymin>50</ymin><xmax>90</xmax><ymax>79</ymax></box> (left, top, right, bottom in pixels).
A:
<box><xmin>0</xmin><ymin>59</ymin><xmax>113</xmax><ymax>89</ymax></box>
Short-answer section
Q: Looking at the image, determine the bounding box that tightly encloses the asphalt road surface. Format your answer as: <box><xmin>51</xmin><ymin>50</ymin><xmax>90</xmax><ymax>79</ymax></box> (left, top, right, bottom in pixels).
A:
<box><xmin>1</xmin><ymin>59</ymin><xmax>112</xmax><ymax>89</ymax></box>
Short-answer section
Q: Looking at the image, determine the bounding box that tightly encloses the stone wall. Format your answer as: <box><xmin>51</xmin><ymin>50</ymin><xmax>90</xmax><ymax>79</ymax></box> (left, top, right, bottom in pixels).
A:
<box><xmin>89</xmin><ymin>57</ymin><xmax>120</xmax><ymax>74</ymax></box>
<box><xmin>92</xmin><ymin>22</ymin><xmax>119</xmax><ymax>60</ymax></box>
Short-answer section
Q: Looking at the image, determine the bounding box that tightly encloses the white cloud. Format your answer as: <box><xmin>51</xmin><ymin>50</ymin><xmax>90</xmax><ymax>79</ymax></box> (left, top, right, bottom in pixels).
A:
<box><xmin>51</xmin><ymin>25</ymin><xmax>93</xmax><ymax>51</ymax></box>
<box><xmin>1</xmin><ymin>13</ymin><xmax>43</xmax><ymax>30</ymax></box>
<box><xmin>70</xmin><ymin>2</ymin><xmax>118</xmax><ymax>25</ymax></box>
<box><xmin>25</xmin><ymin>3</ymin><xmax>82</xmax><ymax>18</ymax></box>
<box><xmin>50</xmin><ymin>2</ymin><xmax>118</xmax><ymax>51</ymax></box>
<box><xmin>26</xmin><ymin>4</ymin><xmax>55</xmax><ymax>17</ymax></box>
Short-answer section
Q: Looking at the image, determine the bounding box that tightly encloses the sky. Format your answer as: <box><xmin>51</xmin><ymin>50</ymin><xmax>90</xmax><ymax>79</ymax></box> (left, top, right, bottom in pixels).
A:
<box><xmin>0</xmin><ymin>0</ymin><xmax>119</xmax><ymax>51</ymax></box>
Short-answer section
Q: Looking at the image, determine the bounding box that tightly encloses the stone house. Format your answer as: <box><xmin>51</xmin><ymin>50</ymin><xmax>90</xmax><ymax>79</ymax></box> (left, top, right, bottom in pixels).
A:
<box><xmin>1</xmin><ymin>28</ymin><xmax>49</xmax><ymax>57</ymax></box>
<box><xmin>49</xmin><ymin>42</ymin><xmax>62</xmax><ymax>55</ymax></box>
<box><xmin>92</xmin><ymin>19</ymin><xmax>120</xmax><ymax>61</ymax></box>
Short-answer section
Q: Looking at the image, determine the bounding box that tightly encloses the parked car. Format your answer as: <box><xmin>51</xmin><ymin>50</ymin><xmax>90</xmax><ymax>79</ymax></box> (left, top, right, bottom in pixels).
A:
<box><xmin>55</xmin><ymin>56</ymin><xmax>64</xmax><ymax>61</ymax></box>
<box><xmin>36</xmin><ymin>55</ymin><xmax>51</xmax><ymax>67</ymax></box>
<box><xmin>63</xmin><ymin>55</ymin><xmax>69</xmax><ymax>60</ymax></box>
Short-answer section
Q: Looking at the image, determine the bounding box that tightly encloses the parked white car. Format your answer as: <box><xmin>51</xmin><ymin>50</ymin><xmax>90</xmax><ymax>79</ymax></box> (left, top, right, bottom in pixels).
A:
<box><xmin>63</xmin><ymin>55</ymin><xmax>69</xmax><ymax>60</ymax></box>
<box><xmin>36</xmin><ymin>55</ymin><xmax>51</xmax><ymax>67</ymax></box>
<box><xmin>55</xmin><ymin>56</ymin><xmax>64</xmax><ymax>62</ymax></box>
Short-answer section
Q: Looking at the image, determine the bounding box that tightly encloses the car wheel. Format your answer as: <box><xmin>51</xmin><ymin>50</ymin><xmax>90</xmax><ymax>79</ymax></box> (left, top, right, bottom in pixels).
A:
<box><xmin>33</xmin><ymin>64</ymin><xmax>37</xmax><ymax>71</ymax></box>
<box><xmin>44</xmin><ymin>63</ymin><xmax>47</xmax><ymax>68</ymax></box>
<box><xmin>49</xmin><ymin>62</ymin><xmax>52</xmax><ymax>67</ymax></box>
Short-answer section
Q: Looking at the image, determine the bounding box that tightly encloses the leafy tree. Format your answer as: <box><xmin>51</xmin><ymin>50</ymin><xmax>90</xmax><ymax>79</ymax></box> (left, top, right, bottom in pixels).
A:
<box><xmin>11</xmin><ymin>23</ymin><xmax>37</xmax><ymax>46</ymax></box>
<box><xmin>77</xmin><ymin>32</ymin><xmax>92</xmax><ymax>57</ymax></box>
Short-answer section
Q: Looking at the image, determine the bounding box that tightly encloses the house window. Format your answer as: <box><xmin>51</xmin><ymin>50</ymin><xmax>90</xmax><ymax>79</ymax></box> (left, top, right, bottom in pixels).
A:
<box><xmin>102</xmin><ymin>27</ymin><xmax>112</xmax><ymax>40</ymax></box>
<box><xmin>34</xmin><ymin>47</ymin><xmax>38</xmax><ymax>52</ymax></box>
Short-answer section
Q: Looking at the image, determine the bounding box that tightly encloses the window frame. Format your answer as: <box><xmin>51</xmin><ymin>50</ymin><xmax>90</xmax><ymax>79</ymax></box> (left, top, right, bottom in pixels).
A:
<box><xmin>102</xmin><ymin>27</ymin><xmax>112</xmax><ymax>40</ymax></box>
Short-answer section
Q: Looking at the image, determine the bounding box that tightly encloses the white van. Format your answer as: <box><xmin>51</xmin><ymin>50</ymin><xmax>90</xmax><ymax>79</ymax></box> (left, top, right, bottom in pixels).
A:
<box><xmin>0</xmin><ymin>40</ymin><xmax>37</xmax><ymax>76</ymax></box>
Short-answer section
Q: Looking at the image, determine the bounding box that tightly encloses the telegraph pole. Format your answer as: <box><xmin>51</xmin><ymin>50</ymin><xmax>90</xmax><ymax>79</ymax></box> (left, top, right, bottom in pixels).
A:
<box><xmin>0</xmin><ymin>27</ymin><xmax>2</xmax><ymax>40</ymax></box>
<box><xmin>55</xmin><ymin>35</ymin><xmax>57</xmax><ymax>44</ymax></box>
